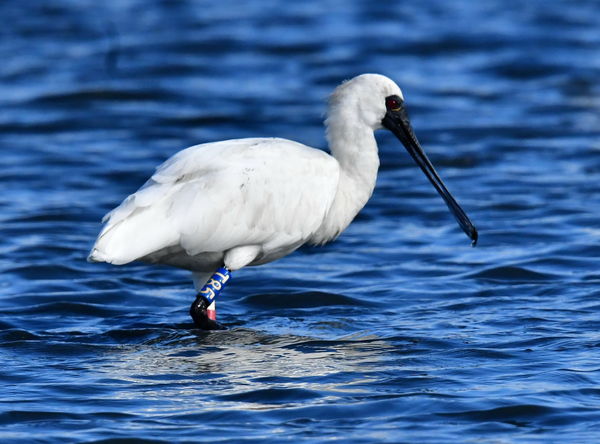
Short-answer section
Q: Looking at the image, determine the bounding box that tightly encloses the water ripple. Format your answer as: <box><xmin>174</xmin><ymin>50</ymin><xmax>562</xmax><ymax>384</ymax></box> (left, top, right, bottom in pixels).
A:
<box><xmin>1</xmin><ymin>0</ymin><xmax>600</xmax><ymax>442</ymax></box>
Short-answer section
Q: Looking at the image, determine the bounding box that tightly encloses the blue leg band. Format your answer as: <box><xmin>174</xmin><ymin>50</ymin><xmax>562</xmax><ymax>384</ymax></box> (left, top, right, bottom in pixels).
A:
<box><xmin>197</xmin><ymin>267</ymin><xmax>231</xmax><ymax>304</ymax></box>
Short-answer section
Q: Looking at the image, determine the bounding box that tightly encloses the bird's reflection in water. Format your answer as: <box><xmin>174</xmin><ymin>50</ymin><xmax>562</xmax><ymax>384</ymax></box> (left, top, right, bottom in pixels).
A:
<box><xmin>100</xmin><ymin>327</ymin><xmax>395</xmax><ymax>412</ymax></box>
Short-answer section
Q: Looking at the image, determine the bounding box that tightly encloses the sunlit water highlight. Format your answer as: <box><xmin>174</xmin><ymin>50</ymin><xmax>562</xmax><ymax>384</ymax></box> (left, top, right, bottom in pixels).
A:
<box><xmin>1</xmin><ymin>0</ymin><xmax>600</xmax><ymax>442</ymax></box>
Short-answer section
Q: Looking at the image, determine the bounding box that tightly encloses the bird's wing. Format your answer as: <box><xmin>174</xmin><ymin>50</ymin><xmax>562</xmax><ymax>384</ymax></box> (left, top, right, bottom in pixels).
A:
<box><xmin>89</xmin><ymin>138</ymin><xmax>340</xmax><ymax>265</ymax></box>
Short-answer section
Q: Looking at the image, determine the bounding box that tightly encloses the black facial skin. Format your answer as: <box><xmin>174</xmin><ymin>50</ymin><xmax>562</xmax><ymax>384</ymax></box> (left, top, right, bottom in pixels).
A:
<box><xmin>382</xmin><ymin>95</ymin><xmax>478</xmax><ymax>246</ymax></box>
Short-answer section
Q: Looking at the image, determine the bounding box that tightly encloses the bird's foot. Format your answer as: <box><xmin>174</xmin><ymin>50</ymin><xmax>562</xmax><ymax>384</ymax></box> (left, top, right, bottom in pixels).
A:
<box><xmin>190</xmin><ymin>295</ymin><xmax>226</xmax><ymax>330</ymax></box>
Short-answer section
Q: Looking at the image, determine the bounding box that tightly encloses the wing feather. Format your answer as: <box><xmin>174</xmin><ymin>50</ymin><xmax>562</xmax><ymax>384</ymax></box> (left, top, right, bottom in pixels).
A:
<box><xmin>89</xmin><ymin>138</ymin><xmax>339</xmax><ymax>266</ymax></box>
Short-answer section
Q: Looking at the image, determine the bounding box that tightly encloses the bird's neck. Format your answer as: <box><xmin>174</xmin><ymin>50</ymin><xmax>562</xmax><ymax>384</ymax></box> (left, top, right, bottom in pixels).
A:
<box><xmin>310</xmin><ymin>120</ymin><xmax>380</xmax><ymax>244</ymax></box>
<box><xmin>329</xmin><ymin>126</ymin><xmax>380</xmax><ymax>204</ymax></box>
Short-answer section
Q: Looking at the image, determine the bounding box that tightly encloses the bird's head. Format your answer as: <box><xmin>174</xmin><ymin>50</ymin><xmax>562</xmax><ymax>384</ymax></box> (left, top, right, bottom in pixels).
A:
<box><xmin>329</xmin><ymin>73</ymin><xmax>478</xmax><ymax>245</ymax></box>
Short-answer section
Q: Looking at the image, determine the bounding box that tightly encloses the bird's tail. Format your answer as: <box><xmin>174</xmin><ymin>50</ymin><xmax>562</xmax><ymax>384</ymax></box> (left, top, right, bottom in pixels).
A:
<box><xmin>88</xmin><ymin>207</ymin><xmax>178</xmax><ymax>265</ymax></box>
<box><xmin>87</xmin><ymin>247</ymin><xmax>109</xmax><ymax>263</ymax></box>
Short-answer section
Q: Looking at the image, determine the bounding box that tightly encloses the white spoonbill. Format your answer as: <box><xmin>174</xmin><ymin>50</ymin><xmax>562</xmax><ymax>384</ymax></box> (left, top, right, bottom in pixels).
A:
<box><xmin>89</xmin><ymin>73</ymin><xmax>477</xmax><ymax>329</ymax></box>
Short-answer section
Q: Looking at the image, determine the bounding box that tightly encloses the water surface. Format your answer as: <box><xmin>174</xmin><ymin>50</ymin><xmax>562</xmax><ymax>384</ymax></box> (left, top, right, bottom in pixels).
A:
<box><xmin>1</xmin><ymin>0</ymin><xmax>600</xmax><ymax>442</ymax></box>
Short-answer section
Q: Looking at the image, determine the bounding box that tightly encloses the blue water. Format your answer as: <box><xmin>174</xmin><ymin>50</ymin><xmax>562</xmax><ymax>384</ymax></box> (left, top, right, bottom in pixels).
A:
<box><xmin>2</xmin><ymin>0</ymin><xmax>600</xmax><ymax>442</ymax></box>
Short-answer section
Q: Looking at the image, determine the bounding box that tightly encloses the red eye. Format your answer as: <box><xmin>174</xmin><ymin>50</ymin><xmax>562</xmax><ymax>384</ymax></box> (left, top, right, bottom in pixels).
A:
<box><xmin>385</xmin><ymin>96</ymin><xmax>401</xmax><ymax>111</ymax></box>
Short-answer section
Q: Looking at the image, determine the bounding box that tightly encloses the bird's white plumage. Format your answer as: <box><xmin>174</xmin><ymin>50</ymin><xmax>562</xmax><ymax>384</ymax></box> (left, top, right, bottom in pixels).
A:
<box><xmin>91</xmin><ymin>138</ymin><xmax>340</xmax><ymax>270</ymax></box>
<box><xmin>89</xmin><ymin>73</ymin><xmax>403</xmax><ymax>275</ymax></box>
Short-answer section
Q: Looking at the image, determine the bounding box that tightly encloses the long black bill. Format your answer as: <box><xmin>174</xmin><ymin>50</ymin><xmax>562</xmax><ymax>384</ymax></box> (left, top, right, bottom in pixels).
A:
<box><xmin>382</xmin><ymin>104</ymin><xmax>478</xmax><ymax>246</ymax></box>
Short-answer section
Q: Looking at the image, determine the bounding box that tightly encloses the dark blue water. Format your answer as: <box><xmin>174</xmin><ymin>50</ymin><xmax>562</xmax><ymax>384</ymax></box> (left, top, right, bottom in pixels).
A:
<box><xmin>2</xmin><ymin>0</ymin><xmax>600</xmax><ymax>442</ymax></box>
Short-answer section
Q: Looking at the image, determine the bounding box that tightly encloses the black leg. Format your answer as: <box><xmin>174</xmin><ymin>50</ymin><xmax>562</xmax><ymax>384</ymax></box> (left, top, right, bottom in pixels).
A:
<box><xmin>190</xmin><ymin>295</ymin><xmax>226</xmax><ymax>330</ymax></box>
